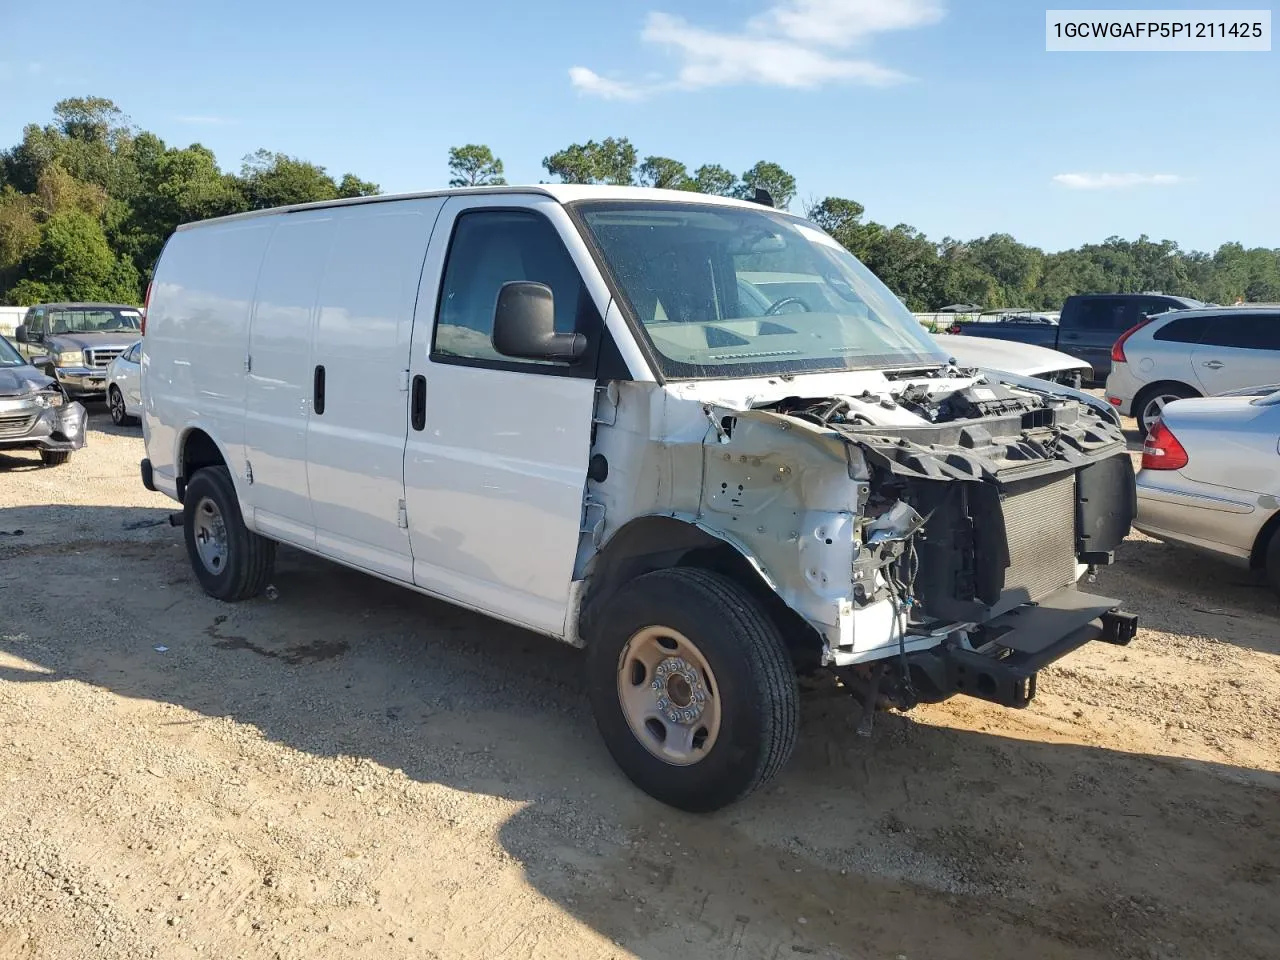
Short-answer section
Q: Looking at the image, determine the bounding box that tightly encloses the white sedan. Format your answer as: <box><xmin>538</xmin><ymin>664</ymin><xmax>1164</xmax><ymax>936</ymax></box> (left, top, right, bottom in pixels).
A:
<box><xmin>104</xmin><ymin>340</ymin><xmax>143</xmax><ymax>426</ymax></box>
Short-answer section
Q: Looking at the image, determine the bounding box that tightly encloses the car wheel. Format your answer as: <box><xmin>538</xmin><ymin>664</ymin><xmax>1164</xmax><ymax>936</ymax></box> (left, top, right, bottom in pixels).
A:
<box><xmin>108</xmin><ymin>385</ymin><xmax>136</xmax><ymax>426</ymax></box>
<box><xmin>39</xmin><ymin>450</ymin><xmax>71</xmax><ymax>467</ymax></box>
<box><xmin>1265</xmin><ymin>526</ymin><xmax>1280</xmax><ymax>599</ymax></box>
<box><xmin>1136</xmin><ymin>384</ymin><xmax>1198</xmax><ymax>438</ymax></box>
<box><xmin>183</xmin><ymin>466</ymin><xmax>276</xmax><ymax>602</ymax></box>
<box><xmin>585</xmin><ymin>567</ymin><xmax>799</xmax><ymax>812</ymax></box>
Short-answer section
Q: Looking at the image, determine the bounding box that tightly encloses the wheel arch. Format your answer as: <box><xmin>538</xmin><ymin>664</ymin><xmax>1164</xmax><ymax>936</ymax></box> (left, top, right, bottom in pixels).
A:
<box><xmin>1249</xmin><ymin>506</ymin><xmax>1280</xmax><ymax>571</ymax></box>
<box><xmin>1133</xmin><ymin>379</ymin><xmax>1201</xmax><ymax>414</ymax></box>
<box><xmin>175</xmin><ymin>425</ymin><xmax>232</xmax><ymax>502</ymax></box>
<box><xmin>577</xmin><ymin>515</ymin><xmax>825</xmax><ymax>668</ymax></box>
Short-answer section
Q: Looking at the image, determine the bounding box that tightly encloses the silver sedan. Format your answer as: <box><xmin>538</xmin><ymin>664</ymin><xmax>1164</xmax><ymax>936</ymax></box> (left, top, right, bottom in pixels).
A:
<box><xmin>1135</xmin><ymin>385</ymin><xmax>1280</xmax><ymax>596</ymax></box>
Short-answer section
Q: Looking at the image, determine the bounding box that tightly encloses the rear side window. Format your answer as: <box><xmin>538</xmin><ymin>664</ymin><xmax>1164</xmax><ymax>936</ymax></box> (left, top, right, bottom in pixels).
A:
<box><xmin>433</xmin><ymin>210</ymin><xmax>592</xmax><ymax>369</ymax></box>
<box><xmin>1074</xmin><ymin>298</ymin><xmax>1129</xmax><ymax>330</ymax></box>
<box><xmin>1153</xmin><ymin>315</ymin><xmax>1210</xmax><ymax>344</ymax></box>
<box><xmin>1198</xmin><ymin>314</ymin><xmax>1280</xmax><ymax>350</ymax></box>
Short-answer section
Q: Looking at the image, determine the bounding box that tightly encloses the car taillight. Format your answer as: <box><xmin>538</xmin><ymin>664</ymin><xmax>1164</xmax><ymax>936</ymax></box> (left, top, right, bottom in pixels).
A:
<box><xmin>142</xmin><ymin>282</ymin><xmax>152</xmax><ymax>335</ymax></box>
<box><xmin>1142</xmin><ymin>420</ymin><xmax>1188</xmax><ymax>470</ymax></box>
<box><xmin>1111</xmin><ymin>317</ymin><xmax>1152</xmax><ymax>364</ymax></box>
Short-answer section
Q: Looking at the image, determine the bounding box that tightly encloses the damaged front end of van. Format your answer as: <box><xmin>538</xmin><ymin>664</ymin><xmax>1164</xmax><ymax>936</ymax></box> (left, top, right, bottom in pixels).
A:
<box><xmin>583</xmin><ymin>365</ymin><xmax>1138</xmax><ymax>719</ymax></box>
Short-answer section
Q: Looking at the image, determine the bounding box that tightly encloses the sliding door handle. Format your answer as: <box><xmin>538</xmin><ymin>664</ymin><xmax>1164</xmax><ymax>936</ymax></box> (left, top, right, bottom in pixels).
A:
<box><xmin>410</xmin><ymin>375</ymin><xmax>426</xmax><ymax>431</ymax></box>
<box><xmin>313</xmin><ymin>365</ymin><xmax>326</xmax><ymax>414</ymax></box>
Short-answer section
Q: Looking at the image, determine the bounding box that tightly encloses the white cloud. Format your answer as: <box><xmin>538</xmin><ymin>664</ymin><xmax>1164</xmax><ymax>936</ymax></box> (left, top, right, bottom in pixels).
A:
<box><xmin>568</xmin><ymin>67</ymin><xmax>645</xmax><ymax>101</ymax></box>
<box><xmin>570</xmin><ymin>0</ymin><xmax>944</xmax><ymax>100</ymax></box>
<box><xmin>1052</xmin><ymin>172</ymin><xmax>1184</xmax><ymax>190</ymax></box>
<box><xmin>752</xmin><ymin>0</ymin><xmax>946</xmax><ymax>46</ymax></box>
<box><xmin>175</xmin><ymin>115</ymin><xmax>235</xmax><ymax>125</ymax></box>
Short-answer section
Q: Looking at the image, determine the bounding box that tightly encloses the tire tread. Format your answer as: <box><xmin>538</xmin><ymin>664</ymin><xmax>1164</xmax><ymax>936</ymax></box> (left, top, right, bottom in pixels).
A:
<box><xmin>588</xmin><ymin>566</ymin><xmax>799</xmax><ymax>811</ymax></box>
<box><xmin>185</xmin><ymin>466</ymin><xmax>275</xmax><ymax>602</ymax></box>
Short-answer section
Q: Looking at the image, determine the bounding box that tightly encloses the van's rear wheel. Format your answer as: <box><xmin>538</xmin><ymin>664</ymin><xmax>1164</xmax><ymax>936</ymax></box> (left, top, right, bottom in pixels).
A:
<box><xmin>586</xmin><ymin>568</ymin><xmax>798</xmax><ymax>812</ymax></box>
<box><xmin>183</xmin><ymin>466</ymin><xmax>275</xmax><ymax>602</ymax></box>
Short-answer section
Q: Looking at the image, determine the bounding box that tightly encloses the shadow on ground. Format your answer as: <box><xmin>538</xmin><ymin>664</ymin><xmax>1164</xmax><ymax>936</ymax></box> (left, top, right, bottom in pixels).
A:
<box><xmin>1</xmin><ymin>507</ymin><xmax>1277</xmax><ymax>959</ymax></box>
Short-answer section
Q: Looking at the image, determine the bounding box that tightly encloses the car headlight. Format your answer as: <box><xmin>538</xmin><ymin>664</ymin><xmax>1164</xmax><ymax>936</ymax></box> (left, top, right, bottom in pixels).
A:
<box><xmin>54</xmin><ymin>349</ymin><xmax>84</xmax><ymax>367</ymax></box>
<box><xmin>34</xmin><ymin>389</ymin><xmax>66</xmax><ymax>408</ymax></box>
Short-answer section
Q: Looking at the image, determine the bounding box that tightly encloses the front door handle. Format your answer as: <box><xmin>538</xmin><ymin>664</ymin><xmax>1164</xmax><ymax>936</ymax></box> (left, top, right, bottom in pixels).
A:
<box><xmin>313</xmin><ymin>364</ymin><xmax>326</xmax><ymax>415</ymax></box>
<box><xmin>1201</xmin><ymin>360</ymin><xmax>1224</xmax><ymax>370</ymax></box>
<box><xmin>410</xmin><ymin>375</ymin><xmax>426</xmax><ymax>431</ymax></box>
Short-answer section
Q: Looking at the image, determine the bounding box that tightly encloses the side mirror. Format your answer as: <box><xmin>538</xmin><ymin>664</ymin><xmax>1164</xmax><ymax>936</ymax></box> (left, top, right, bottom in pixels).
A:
<box><xmin>14</xmin><ymin>324</ymin><xmax>28</xmax><ymax>343</ymax></box>
<box><xmin>491</xmin><ymin>281</ymin><xmax>586</xmax><ymax>363</ymax></box>
<box><xmin>28</xmin><ymin>353</ymin><xmax>51</xmax><ymax>369</ymax></box>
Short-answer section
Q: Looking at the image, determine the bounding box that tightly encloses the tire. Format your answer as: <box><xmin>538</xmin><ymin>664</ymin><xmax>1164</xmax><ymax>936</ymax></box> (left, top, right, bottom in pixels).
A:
<box><xmin>1265</xmin><ymin>526</ymin><xmax>1280</xmax><ymax>600</ymax></box>
<box><xmin>586</xmin><ymin>567</ymin><xmax>799</xmax><ymax>812</ymax></box>
<box><xmin>1134</xmin><ymin>383</ymin><xmax>1198</xmax><ymax>438</ymax></box>
<box><xmin>182</xmin><ymin>466</ymin><xmax>275</xmax><ymax>602</ymax></box>
<box><xmin>108</xmin><ymin>385</ymin><xmax>136</xmax><ymax>426</ymax></box>
<box><xmin>39</xmin><ymin>450</ymin><xmax>71</xmax><ymax>467</ymax></box>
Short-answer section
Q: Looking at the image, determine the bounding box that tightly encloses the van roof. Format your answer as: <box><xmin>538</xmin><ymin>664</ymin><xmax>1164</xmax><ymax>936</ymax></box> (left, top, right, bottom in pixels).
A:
<box><xmin>26</xmin><ymin>302</ymin><xmax>140</xmax><ymax>310</ymax></box>
<box><xmin>174</xmin><ymin>184</ymin><xmax>778</xmax><ymax>232</ymax></box>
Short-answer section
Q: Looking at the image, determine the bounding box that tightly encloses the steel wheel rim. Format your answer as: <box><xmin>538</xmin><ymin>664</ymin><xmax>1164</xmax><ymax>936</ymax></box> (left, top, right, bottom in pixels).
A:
<box><xmin>192</xmin><ymin>497</ymin><xmax>229</xmax><ymax>575</ymax></box>
<box><xmin>1141</xmin><ymin>394</ymin><xmax>1177</xmax><ymax>433</ymax></box>
<box><xmin>110</xmin><ymin>388</ymin><xmax>125</xmax><ymax>424</ymax></box>
<box><xmin>617</xmin><ymin>625</ymin><xmax>721</xmax><ymax>766</ymax></box>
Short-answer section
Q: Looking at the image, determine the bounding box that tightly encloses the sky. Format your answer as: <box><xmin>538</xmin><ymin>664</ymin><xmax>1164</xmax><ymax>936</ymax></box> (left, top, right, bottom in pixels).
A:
<box><xmin>1</xmin><ymin>0</ymin><xmax>1276</xmax><ymax>253</ymax></box>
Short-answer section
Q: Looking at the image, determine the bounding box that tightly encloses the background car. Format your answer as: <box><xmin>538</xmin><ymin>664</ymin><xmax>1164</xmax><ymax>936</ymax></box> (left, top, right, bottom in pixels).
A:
<box><xmin>0</xmin><ymin>334</ymin><xmax>87</xmax><ymax>466</ymax></box>
<box><xmin>1106</xmin><ymin>306</ymin><xmax>1280</xmax><ymax>436</ymax></box>
<box><xmin>105</xmin><ymin>340</ymin><xmax>143</xmax><ymax>426</ymax></box>
<box><xmin>1135</xmin><ymin>388</ymin><xmax>1280</xmax><ymax>595</ymax></box>
<box><xmin>954</xmin><ymin>292</ymin><xmax>1201</xmax><ymax>383</ymax></box>
<box><xmin>13</xmin><ymin>302</ymin><xmax>143</xmax><ymax>400</ymax></box>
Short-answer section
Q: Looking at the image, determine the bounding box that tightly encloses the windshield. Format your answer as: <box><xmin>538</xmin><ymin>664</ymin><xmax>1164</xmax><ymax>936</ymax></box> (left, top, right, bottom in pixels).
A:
<box><xmin>0</xmin><ymin>336</ymin><xmax>25</xmax><ymax>366</ymax></box>
<box><xmin>49</xmin><ymin>307</ymin><xmax>141</xmax><ymax>335</ymax></box>
<box><xmin>574</xmin><ymin>201</ymin><xmax>948</xmax><ymax>379</ymax></box>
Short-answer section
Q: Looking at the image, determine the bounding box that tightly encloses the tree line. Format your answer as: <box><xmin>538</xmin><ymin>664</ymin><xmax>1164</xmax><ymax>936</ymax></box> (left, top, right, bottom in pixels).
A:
<box><xmin>3</xmin><ymin>98</ymin><xmax>1277</xmax><ymax>310</ymax></box>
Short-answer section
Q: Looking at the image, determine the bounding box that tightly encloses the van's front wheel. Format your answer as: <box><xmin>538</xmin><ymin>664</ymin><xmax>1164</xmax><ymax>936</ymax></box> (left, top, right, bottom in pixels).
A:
<box><xmin>183</xmin><ymin>466</ymin><xmax>275</xmax><ymax>602</ymax></box>
<box><xmin>586</xmin><ymin>568</ymin><xmax>799</xmax><ymax>812</ymax></box>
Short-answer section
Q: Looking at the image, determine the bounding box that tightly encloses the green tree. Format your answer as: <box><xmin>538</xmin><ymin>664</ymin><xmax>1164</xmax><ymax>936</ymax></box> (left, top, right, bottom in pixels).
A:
<box><xmin>690</xmin><ymin>164</ymin><xmax>738</xmax><ymax>197</ymax></box>
<box><xmin>857</xmin><ymin>223</ymin><xmax>942</xmax><ymax>311</ymax></box>
<box><xmin>120</xmin><ymin>142</ymin><xmax>247</xmax><ymax>277</ymax></box>
<box><xmin>637</xmin><ymin>156</ymin><xmax>689</xmax><ymax>190</ymax></box>
<box><xmin>738</xmin><ymin>161</ymin><xmax>797</xmax><ymax>209</ymax></box>
<box><xmin>542</xmin><ymin>137</ymin><xmax>637</xmax><ymax>185</ymax></box>
<box><xmin>7</xmin><ymin>209</ymin><xmax>139</xmax><ymax>304</ymax></box>
<box><xmin>337</xmin><ymin>173</ymin><xmax>381</xmax><ymax>198</ymax></box>
<box><xmin>447</xmin><ymin>144</ymin><xmax>505</xmax><ymax>187</ymax></box>
<box><xmin>237</xmin><ymin>150</ymin><xmax>339</xmax><ymax>209</ymax></box>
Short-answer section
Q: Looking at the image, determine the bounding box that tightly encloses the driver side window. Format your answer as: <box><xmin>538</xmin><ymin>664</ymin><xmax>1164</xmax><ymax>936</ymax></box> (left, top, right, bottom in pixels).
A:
<box><xmin>432</xmin><ymin>209</ymin><xmax>597</xmax><ymax>374</ymax></box>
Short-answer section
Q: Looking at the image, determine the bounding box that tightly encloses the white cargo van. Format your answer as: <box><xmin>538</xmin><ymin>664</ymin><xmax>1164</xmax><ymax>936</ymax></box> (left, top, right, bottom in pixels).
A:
<box><xmin>140</xmin><ymin>186</ymin><xmax>1138</xmax><ymax>811</ymax></box>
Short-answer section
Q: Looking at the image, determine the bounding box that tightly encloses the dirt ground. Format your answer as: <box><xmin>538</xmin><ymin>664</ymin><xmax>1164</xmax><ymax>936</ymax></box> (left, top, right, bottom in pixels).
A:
<box><xmin>1</xmin><ymin>403</ymin><xmax>1277</xmax><ymax>960</ymax></box>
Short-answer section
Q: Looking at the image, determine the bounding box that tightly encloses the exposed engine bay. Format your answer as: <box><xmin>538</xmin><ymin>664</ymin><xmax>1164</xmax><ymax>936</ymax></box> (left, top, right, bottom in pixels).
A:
<box><xmin>749</xmin><ymin>369</ymin><xmax>1136</xmax><ymax>713</ymax></box>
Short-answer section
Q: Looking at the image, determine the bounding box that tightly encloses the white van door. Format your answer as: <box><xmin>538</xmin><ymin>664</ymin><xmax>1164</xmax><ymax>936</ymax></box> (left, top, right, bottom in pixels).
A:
<box><xmin>243</xmin><ymin>210</ymin><xmax>337</xmax><ymax>547</ymax></box>
<box><xmin>305</xmin><ymin>198</ymin><xmax>444</xmax><ymax>581</ymax></box>
<box><xmin>403</xmin><ymin>195</ymin><xmax>606</xmax><ymax>635</ymax></box>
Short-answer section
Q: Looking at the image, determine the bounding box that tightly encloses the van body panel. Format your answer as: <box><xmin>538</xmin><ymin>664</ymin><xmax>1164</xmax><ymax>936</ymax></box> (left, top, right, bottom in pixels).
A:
<box><xmin>243</xmin><ymin>211</ymin><xmax>338</xmax><ymax>547</ymax></box>
<box><xmin>403</xmin><ymin>194</ymin><xmax>600</xmax><ymax>635</ymax></box>
<box><xmin>143</xmin><ymin>218</ymin><xmax>276</xmax><ymax>502</ymax></box>
<box><xmin>306</xmin><ymin>198</ymin><xmax>445</xmax><ymax>581</ymax></box>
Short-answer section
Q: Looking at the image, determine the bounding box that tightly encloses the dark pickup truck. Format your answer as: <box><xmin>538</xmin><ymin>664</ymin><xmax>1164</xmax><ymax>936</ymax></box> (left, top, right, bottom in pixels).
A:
<box><xmin>956</xmin><ymin>293</ymin><xmax>1202</xmax><ymax>382</ymax></box>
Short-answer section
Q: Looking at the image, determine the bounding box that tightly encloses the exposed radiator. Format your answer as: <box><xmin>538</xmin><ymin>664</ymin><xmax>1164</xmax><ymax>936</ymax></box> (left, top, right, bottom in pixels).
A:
<box><xmin>1000</xmin><ymin>472</ymin><xmax>1079</xmax><ymax>603</ymax></box>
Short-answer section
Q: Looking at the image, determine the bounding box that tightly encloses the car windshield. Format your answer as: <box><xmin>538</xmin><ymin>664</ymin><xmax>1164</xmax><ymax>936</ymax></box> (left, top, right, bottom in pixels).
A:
<box><xmin>49</xmin><ymin>307</ymin><xmax>142</xmax><ymax>334</ymax></box>
<box><xmin>574</xmin><ymin>201</ymin><xmax>949</xmax><ymax>379</ymax></box>
<box><xmin>0</xmin><ymin>336</ymin><xmax>25</xmax><ymax>366</ymax></box>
